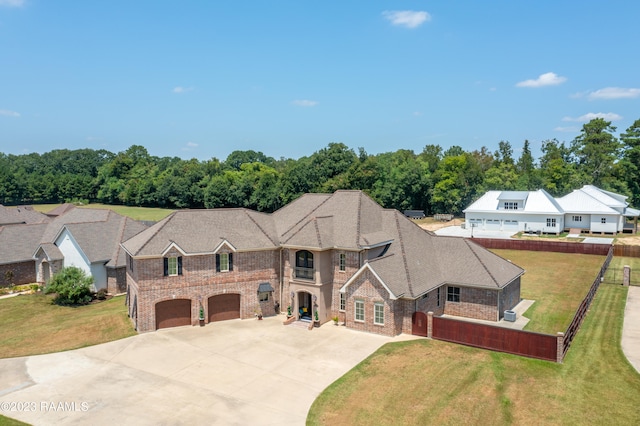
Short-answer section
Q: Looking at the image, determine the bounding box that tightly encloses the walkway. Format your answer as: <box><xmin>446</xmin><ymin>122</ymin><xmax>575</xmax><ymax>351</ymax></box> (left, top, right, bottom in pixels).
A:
<box><xmin>622</xmin><ymin>286</ymin><xmax>640</xmax><ymax>373</ymax></box>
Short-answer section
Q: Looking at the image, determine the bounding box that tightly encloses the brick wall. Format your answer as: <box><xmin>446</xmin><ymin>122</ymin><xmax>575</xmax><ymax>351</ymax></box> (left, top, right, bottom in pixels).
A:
<box><xmin>106</xmin><ymin>267</ymin><xmax>127</xmax><ymax>294</ymax></box>
<box><xmin>0</xmin><ymin>261</ymin><xmax>36</xmax><ymax>286</ymax></box>
<box><xmin>443</xmin><ymin>286</ymin><xmax>499</xmax><ymax>321</ymax></box>
<box><xmin>343</xmin><ymin>268</ymin><xmax>398</xmax><ymax>336</ymax></box>
<box><xmin>130</xmin><ymin>249</ymin><xmax>280</xmax><ymax>332</ymax></box>
<box><xmin>499</xmin><ymin>277</ymin><xmax>521</xmax><ymax>318</ymax></box>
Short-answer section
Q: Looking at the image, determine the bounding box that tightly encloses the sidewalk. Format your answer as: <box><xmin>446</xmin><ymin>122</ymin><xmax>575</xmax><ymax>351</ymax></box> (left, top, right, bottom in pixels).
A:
<box><xmin>622</xmin><ymin>286</ymin><xmax>640</xmax><ymax>373</ymax></box>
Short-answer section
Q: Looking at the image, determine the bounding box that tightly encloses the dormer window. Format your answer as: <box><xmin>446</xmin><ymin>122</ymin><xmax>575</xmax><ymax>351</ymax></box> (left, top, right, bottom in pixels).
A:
<box><xmin>503</xmin><ymin>202</ymin><xmax>519</xmax><ymax>210</ymax></box>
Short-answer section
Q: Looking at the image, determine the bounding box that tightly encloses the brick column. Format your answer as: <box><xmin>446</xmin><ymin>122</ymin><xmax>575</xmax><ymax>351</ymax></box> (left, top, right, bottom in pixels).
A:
<box><xmin>427</xmin><ymin>311</ymin><xmax>433</xmax><ymax>339</ymax></box>
<box><xmin>623</xmin><ymin>265</ymin><xmax>631</xmax><ymax>287</ymax></box>
<box><xmin>556</xmin><ymin>332</ymin><xmax>565</xmax><ymax>363</ymax></box>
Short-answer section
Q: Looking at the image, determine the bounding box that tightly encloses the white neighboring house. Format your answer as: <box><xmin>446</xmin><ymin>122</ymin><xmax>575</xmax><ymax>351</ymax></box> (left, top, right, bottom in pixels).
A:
<box><xmin>463</xmin><ymin>189</ymin><xmax>564</xmax><ymax>234</ymax></box>
<box><xmin>464</xmin><ymin>185</ymin><xmax>639</xmax><ymax>235</ymax></box>
<box><xmin>557</xmin><ymin>185</ymin><xmax>640</xmax><ymax>234</ymax></box>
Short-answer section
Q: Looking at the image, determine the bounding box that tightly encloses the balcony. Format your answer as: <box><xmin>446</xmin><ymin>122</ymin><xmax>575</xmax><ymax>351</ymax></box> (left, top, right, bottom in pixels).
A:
<box><xmin>294</xmin><ymin>266</ymin><xmax>315</xmax><ymax>281</ymax></box>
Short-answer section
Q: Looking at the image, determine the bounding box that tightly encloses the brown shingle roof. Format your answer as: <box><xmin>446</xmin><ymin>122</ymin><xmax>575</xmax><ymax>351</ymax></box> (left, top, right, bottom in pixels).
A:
<box><xmin>122</xmin><ymin>209</ymin><xmax>279</xmax><ymax>256</ymax></box>
<box><xmin>0</xmin><ymin>205</ymin><xmax>50</xmax><ymax>226</ymax></box>
<box><xmin>0</xmin><ymin>223</ymin><xmax>49</xmax><ymax>265</ymax></box>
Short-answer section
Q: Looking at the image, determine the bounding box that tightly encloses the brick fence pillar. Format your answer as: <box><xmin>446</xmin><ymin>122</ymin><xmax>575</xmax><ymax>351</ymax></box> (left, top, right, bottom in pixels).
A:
<box><xmin>427</xmin><ymin>311</ymin><xmax>433</xmax><ymax>339</ymax></box>
<box><xmin>556</xmin><ymin>332</ymin><xmax>565</xmax><ymax>363</ymax></box>
<box><xmin>623</xmin><ymin>265</ymin><xmax>631</xmax><ymax>287</ymax></box>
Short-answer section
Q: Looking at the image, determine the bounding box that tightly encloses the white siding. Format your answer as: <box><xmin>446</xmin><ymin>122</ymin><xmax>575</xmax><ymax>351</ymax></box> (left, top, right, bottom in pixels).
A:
<box><xmin>590</xmin><ymin>215</ymin><xmax>618</xmax><ymax>233</ymax></box>
<box><xmin>55</xmin><ymin>228</ymin><xmax>106</xmax><ymax>290</ymax></box>
<box><xmin>564</xmin><ymin>214</ymin><xmax>591</xmax><ymax>230</ymax></box>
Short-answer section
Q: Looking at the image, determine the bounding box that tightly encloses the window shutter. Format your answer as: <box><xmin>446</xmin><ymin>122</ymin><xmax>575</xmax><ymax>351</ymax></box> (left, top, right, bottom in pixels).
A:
<box><xmin>163</xmin><ymin>258</ymin><xmax>169</xmax><ymax>276</ymax></box>
<box><xmin>229</xmin><ymin>253</ymin><xmax>233</xmax><ymax>271</ymax></box>
<box><xmin>177</xmin><ymin>256</ymin><xmax>183</xmax><ymax>275</ymax></box>
<box><xmin>216</xmin><ymin>254</ymin><xmax>220</xmax><ymax>272</ymax></box>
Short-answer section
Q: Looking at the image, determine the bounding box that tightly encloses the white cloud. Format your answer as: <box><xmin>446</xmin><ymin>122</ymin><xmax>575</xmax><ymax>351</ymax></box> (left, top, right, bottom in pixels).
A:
<box><xmin>0</xmin><ymin>0</ymin><xmax>25</xmax><ymax>7</ymax></box>
<box><xmin>172</xmin><ymin>86</ymin><xmax>194</xmax><ymax>94</ymax></box>
<box><xmin>587</xmin><ymin>87</ymin><xmax>640</xmax><ymax>100</ymax></box>
<box><xmin>562</xmin><ymin>112</ymin><xmax>623</xmax><ymax>122</ymax></box>
<box><xmin>186</xmin><ymin>142</ymin><xmax>198</xmax><ymax>148</ymax></box>
<box><xmin>516</xmin><ymin>72</ymin><xmax>567</xmax><ymax>88</ymax></box>
<box><xmin>292</xmin><ymin>99</ymin><xmax>318</xmax><ymax>107</ymax></box>
<box><xmin>0</xmin><ymin>109</ymin><xmax>20</xmax><ymax>117</ymax></box>
<box><xmin>382</xmin><ymin>10</ymin><xmax>431</xmax><ymax>29</ymax></box>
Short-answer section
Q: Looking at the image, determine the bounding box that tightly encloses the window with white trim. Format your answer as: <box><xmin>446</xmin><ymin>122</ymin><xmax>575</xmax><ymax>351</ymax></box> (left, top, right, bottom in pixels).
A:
<box><xmin>374</xmin><ymin>302</ymin><xmax>384</xmax><ymax>325</ymax></box>
<box><xmin>572</xmin><ymin>215</ymin><xmax>582</xmax><ymax>222</ymax></box>
<box><xmin>165</xmin><ymin>256</ymin><xmax>179</xmax><ymax>276</ymax></box>
<box><xmin>601</xmin><ymin>217</ymin><xmax>607</xmax><ymax>224</ymax></box>
<box><xmin>503</xmin><ymin>202</ymin><xmax>519</xmax><ymax>210</ymax></box>
<box><xmin>339</xmin><ymin>292</ymin><xmax>345</xmax><ymax>311</ymax></box>
<box><xmin>355</xmin><ymin>300</ymin><xmax>364</xmax><ymax>322</ymax></box>
<box><xmin>219</xmin><ymin>253</ymin><xmax>229</xmax><ymax>272</ymax></box>
<box><xmin>339</xmin><ymin>253</ymin><xmax>346</xmax><ymax>271</ymax></box>
<box><xmin>447</xmin><ymin>286</ymin><xmax>460</xmax><ymax>303</ymax></box>
<box><xmin>546</xmin><ymin>218</ymin><xmax>556</xmax><ymax>227</ymax></box>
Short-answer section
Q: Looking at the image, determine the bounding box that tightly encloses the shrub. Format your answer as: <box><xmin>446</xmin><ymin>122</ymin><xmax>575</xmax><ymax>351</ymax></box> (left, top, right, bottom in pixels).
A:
<box><xmin>45</xmin><ymin>267</ymin><xmax>93</xmax><ymax>306</ymax></box>
<box><xmin>95</xmin><ymin>288</ymin><xmax>108</xmax><ymax>300</ymax></box>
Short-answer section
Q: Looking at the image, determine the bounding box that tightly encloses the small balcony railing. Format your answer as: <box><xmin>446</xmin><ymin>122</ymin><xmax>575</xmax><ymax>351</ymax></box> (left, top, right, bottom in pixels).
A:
<box><xmin>294</xmin><ymin>266</ymin><xmax>315</xmax><ymax>281</ymax></box>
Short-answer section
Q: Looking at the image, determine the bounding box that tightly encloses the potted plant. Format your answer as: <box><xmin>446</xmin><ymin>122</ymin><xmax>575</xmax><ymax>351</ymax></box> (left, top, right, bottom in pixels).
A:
<box><xmin>199</xmin><ymin>306</ymin><xmax>205</xmax><ymax>326</ymax></box>
<box><xmin>332</xmin><ymin>316</ymin><xmax>339</xmax><ymax>326</ymax></box>
<box><xmin>255</xmin><ymin>305</ymin><xmax>263</xmax><ymax>320</ymax></box>
<box><xmin>314</xmin><ymin>310</ymin><xmax>320</xmax><ymax>327</ymax></box>
<box><xmin>287</xmin><ymin>305</ymin><xmax>292</xmax><ymax>318</ymax></box>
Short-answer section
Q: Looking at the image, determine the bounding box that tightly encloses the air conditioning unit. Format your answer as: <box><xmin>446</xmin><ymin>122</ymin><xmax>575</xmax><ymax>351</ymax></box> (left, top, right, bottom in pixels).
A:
<box><xmin>504</xmin><ymin>310</ymin><xmax>516</xmax><ymax>322</ymax></box>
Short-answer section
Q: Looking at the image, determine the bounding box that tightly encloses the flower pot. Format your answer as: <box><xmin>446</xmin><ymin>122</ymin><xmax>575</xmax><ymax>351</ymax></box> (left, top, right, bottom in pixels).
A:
<box><xmin>199</xmin><ymin>319</ymin><xmax>205</xmax><ymax>327</ymax></box>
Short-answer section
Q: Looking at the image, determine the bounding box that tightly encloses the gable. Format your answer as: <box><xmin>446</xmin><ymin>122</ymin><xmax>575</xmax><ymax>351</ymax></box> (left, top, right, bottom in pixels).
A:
<box><xmin>340</xmin><ymin>263</ymin><xmax>397</xmax><ymax>300</ymax></box>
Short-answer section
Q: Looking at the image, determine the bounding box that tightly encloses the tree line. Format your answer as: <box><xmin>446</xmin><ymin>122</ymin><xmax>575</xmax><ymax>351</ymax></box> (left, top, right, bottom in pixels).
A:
<box><xmin>1</xmin><ymin>117</ymin><xmax>639</xmax><ymax>215</ymax></box>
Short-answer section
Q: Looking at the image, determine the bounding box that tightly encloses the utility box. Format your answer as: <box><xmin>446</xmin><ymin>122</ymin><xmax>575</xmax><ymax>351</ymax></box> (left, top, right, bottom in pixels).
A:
<box><xmin>504</xmin><ymin>310</ymin><xmax>517</xmax><ymax>322</ymax></box>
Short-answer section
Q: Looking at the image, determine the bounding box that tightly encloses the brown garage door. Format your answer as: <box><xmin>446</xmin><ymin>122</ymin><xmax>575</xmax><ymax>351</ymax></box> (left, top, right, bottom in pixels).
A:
<box><xmin>208</xmin><ymin>294</ymin><xmax>240</xmax><ymax>322</ymax></box>
<box><xmin>156</xmin><ymin>299</ymin><xmax>191</xmax><ymax>330</ymax></box>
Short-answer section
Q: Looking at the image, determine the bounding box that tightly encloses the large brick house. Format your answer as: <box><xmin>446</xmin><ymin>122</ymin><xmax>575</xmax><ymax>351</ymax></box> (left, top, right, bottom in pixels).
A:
<box><xmin>122</xmin><ymin>191</ymin><xmax>523</xmax><ymax>336</ymax></box>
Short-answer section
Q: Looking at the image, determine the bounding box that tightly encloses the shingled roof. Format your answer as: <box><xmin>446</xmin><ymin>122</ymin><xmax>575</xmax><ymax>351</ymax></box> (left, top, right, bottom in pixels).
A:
<box><xmin>0</xmin><ymin>205</ymin><xmax>50</xmax><ymax>226</ymax></box>
<box><xmin>122</xmin><ymin>190</ymin><xmax>523</xmax><ymax>300</ymax></box>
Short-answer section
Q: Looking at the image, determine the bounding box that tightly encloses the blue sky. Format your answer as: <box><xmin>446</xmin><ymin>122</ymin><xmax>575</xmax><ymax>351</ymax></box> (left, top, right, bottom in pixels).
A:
<box><xmin>1</xmin><ymin>1</ymin><xmax>639</xmax><ymax>162</ymax></box>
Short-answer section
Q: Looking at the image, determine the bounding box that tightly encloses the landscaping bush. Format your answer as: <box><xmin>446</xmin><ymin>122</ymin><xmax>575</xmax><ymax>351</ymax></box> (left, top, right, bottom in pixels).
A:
<box><xmin>95</xmin><ymin>288</ymin><xmax>108</xmax><ymax>300</ymax></box>
<box><xmin>45</xmin><ymin>267</ymin><xmax>93</xmax><ymax>306</ymax></box>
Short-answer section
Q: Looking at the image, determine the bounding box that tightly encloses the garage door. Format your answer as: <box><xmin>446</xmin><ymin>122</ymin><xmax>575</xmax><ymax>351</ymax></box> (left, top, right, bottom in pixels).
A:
<box><xmin>208</xmin><ymin>294</ymin><xmax>241</xmax><ymax>322</ymax></box>
<box><xmin>486</xmin><ymin>219</ymin><xmax>501</xmax><ymax>230</ymax></box>
<box><xmin>503</xmin><ymin>219</ymin><xmax>519</xmax><ymax>230</ymax></box>
<box><xmin>156</xmin><ymin>299</ymin><xmax>191</xmax><ymax>330</ymax></box>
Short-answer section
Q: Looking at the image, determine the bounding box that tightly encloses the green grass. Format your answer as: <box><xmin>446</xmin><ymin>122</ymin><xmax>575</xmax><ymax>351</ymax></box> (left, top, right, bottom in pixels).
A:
<box><xmin>307</xmin><ymin>282</ymin><xmax>640</xmax><ymax>425</ymax></box>
<box><xmin>0</xmin><ymin>293</ymin><xmax>136</xmax><ymax>359</ymax></box>
<box><xmin>28</xmin><ymin>203</ymin><xmax>174</xmax><ymax>221</ymax></box>
<box><xmin>0</xmin><ymin>415</ymin><xmax>30</xmax><ymax>426</ymax></box>
<box><xmin>492</xmin><ymin>250</ymin><xmax>604</xmax><ymax>334</ymax></box>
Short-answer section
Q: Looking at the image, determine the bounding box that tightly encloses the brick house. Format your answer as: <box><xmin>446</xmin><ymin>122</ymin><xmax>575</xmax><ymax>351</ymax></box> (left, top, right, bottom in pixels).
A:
<box><xmin>0</xmin><ymin>205</ymin><xmax>147</xmax><ymax>293</ymax></box>
<box><xmin>123</xmin><ymin>190</ymin><xmax>523</xmax><ymax>336</ymax></box>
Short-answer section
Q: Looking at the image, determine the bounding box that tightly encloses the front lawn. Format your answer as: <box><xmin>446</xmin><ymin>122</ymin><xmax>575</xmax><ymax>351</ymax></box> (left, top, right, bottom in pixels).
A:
<box><xmin>0</xmin><ymin>293</ymin><xmax>136</xmax><ymax>359</ymax></box>
<box><xmin>491</xmin><ymin>250</ymin><xmax>605</xmax><ymax>334</ymax></box>
<box><xmin>307</xmin><ymin>282</ymin><xmax>640</xmax><ymax>425</ymax></box>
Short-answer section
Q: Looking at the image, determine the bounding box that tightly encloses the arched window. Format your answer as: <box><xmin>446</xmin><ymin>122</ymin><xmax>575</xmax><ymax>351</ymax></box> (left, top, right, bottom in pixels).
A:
<box><xmin>295</xmin><ymin>250</ymin><xmax>314</xmax><ymax>280</ymax></box>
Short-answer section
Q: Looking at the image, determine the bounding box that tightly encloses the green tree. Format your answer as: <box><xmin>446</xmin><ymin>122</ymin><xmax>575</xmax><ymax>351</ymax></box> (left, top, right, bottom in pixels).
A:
<box><xmin>620</xmin><ymin>118</ymin><xmax>640</xmax><ymax>206</ymax></box>
<box><xmin>431</xmin><ymin>152</ymin><xmax>483</xmax><ymax>214</ymax></box>
<box><xmin>539</xmin><ymin>139</ymin><xmax>579</xmax><ymax>196</ymax></box>
<box><xmin>45</xmin><ymin>267</ymin><xmax>94</xmax><ymax>306</ymax></box>
<box><xmin>572</xmin><ymin>118</ymin><xmax>621</xmax><ymax>187</ymax></box>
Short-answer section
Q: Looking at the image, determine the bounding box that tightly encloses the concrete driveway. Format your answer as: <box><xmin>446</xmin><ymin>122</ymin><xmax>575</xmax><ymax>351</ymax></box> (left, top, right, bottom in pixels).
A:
<box><xmin>0</xmin><ymin>317</ymin><xmax>402</xmax><ymax>425</ymax></box>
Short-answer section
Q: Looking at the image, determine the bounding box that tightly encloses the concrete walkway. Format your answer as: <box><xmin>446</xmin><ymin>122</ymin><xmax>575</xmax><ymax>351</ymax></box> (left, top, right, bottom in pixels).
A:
<box><xmin>0</xmin><ymin>316</ymin><xmax>412</xmax><ymax>425</ymax></box>
<box><xmin>622</xmin><ymin>286</ymin><xmax>640</xmax><ymax>373</ymax></box>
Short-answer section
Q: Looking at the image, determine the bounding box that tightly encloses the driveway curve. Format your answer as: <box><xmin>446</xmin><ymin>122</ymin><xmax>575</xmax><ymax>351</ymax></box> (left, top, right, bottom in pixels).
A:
<box><xmin>0</xmin><ymin>317</ymin><xmax>401</xmax><ymax>425</ymax></box>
